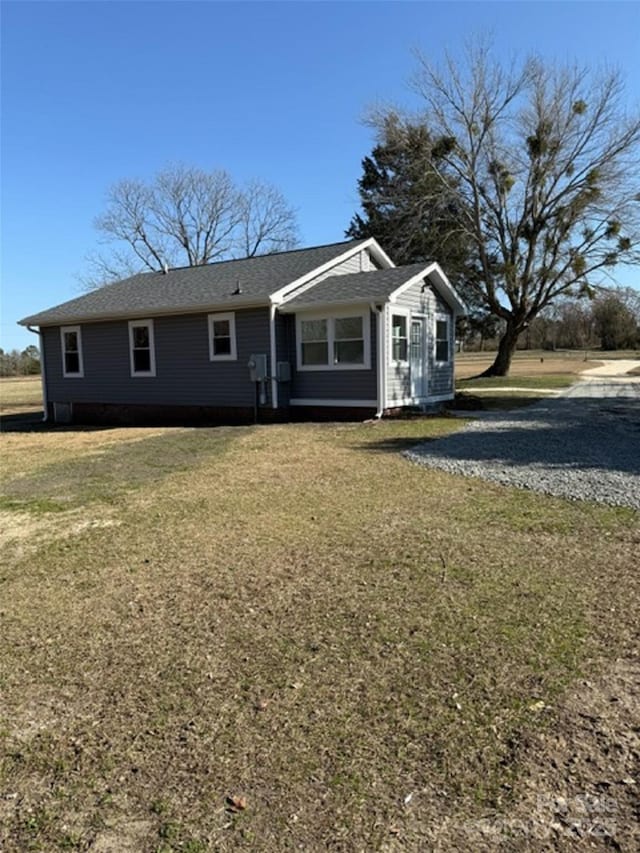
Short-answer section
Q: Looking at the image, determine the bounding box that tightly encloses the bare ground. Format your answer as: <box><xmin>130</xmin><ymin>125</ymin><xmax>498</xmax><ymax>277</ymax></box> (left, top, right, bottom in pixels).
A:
<box><xmin>414</xmin><ymin>658</ymin><xmax>640</xmax><ymax>851</ymax></box>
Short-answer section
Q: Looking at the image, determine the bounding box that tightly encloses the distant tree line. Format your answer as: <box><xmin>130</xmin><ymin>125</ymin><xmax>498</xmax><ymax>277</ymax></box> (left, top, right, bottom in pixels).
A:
<box><xmin>0</xmin><ymin>345</ymin><xmax>41</xmax><ymax>377</ymax></box>
<box><xmin>463</xmin><ymin>287</ymin><xmax>640</xmax><ymax>352</ymax></box>
<box><xmin>520</xmin><ymin>288</ymin><xmax>640</xmax><ymax>352</ymax></box>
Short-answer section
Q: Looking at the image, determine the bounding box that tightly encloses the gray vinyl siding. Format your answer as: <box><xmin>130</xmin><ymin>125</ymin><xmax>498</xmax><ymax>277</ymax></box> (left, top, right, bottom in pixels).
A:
<box><xmin>307</xmin><ymin>250</ymin><xmax>365</xmax><ymax>284</ymax></box>
<box><xmin>288</xmin><ymin>310</ymin><xmax>378</xmax><ymax>402</ymax></box>
<box><xmin>284</xmin><ymin>248</ymin><xmax>379</xmax><ymax>302</ymax></box>
<box><xmin>385</xmin><ymin>278</ymin><xmax>455</xmax><ymax>405</ymax></box>
<box><xmin>43</xmin><ymin>308</ymin><xmax>271</xmax><ymax>408</ymax></box>
<box><xmin>429</xmin><ymin>294</ymin><xmax>455</xmax><ymax>397</ymax></box>
<box><xmin>275</xmin><ymin>313</ymin><xmax>293</xmax><ymax>407</ymax></box>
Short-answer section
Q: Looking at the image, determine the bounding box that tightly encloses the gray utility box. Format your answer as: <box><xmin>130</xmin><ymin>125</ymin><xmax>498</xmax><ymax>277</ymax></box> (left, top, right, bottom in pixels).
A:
<box><xmin>276</xmin><ymin>361</ymin><xmax>291</xmax><ymax>382</ymax></box>
<box><xmin>248</xmin><ymin>354</ymin><xmax>268</xmax><ymax>383</ymax></box>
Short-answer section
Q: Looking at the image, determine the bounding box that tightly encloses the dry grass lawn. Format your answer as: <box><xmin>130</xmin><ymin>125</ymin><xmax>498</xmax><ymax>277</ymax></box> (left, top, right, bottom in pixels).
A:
<box><xmin>1</xmin><ymin>373</ymin><xmax>639</xmax><ymax>851</ymax></box>
<box><xmin>0</xmin><ymin>376</ymin><xmax>43</xmax><ymax>415</ymax></box>
<box><xmin>455</xmin><ymin>349</ymin><xmax>639</xmax><ymax>381</ymax></box>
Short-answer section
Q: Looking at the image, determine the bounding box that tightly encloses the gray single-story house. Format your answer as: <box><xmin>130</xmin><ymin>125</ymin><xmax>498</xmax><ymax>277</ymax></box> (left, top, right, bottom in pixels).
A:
<box><xmin>19</xmin><ymin>238</ymin><xmax>466</xmax><ymax>425</ymax></box>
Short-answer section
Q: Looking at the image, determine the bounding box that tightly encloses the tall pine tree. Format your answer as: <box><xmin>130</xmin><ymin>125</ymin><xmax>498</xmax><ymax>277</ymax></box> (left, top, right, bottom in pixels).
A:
<box><xmin>347</xmin><ymin>116</ymin><xmax>495</xmax><ymax>340</ymax></box>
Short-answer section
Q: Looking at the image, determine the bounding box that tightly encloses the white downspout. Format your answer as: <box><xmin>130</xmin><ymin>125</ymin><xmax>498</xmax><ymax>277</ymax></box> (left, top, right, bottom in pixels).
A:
<box><xmin>269</xmin><ymin>302</ymin><xmax>278</xmax><ymax>411</ymax></box>
<box><xmin>27</xmin><ymin>325</ymin><xmax>48</xmax><ymax>422</ymax></box>
<box><xmin>371</xmin><ymin>303</ymin><xmax>386</xmax><ymax>419</ymax></box>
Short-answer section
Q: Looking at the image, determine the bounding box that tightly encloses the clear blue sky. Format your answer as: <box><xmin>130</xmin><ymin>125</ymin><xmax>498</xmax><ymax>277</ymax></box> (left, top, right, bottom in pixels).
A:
<box><xmin>2</xmin><ymin>0</ymin><xmax>639</xmax><ymax>351</ymax></box>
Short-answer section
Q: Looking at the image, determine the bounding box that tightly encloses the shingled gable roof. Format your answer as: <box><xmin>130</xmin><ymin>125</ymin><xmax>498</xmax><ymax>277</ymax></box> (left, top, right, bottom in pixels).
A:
<box><xmin>280</xmin><ymin>262</ymin><xmax>467</xmax><ymax>315</ymax></box>
<box><xmin>19</xmin><ymin>239</ymin><xmax>372</xmax><ymax>327</ymax></box>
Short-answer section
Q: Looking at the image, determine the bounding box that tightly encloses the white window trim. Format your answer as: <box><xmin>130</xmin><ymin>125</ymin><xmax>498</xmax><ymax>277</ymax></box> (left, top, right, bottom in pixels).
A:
<box><xmin>60</xmin><ymin>325</ymin><xmax>84</xmax><ymax>378</ymax></box>
<box><xmin>128</xmin><ymin>319</ymin><xmax>156</xmax><ymax>377</ymax></box>
<box><xmin>390</xmin><ymin>307</ymin><xmax>410</xmax><ymax>367</ymax></box>
<box><xmin>296</xmin><ymin>309</ymin><xmax>371</xmax><ymax>372</ymax></box>
<box><xmin>434</xmin><ymin>312</ymin><xmax>452</xmax><ymax>365</ymax></box>
<box><xmin>208</xmin><ymin>312</ymin><xmax>237</xmax><ymax>361</ymax></box>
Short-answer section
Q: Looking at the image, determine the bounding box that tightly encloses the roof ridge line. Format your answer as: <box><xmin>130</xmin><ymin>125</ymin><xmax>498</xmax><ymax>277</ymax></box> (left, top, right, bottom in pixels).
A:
<box><xmin>127</xmin><ymin>239</ymin><xmax>368</xmax><ymax>277</ymax></box>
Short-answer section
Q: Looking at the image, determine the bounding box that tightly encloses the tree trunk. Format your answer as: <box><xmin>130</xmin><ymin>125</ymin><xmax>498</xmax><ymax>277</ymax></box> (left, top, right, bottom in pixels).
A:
<box><xmin>480</xmin><ymin>323</ymin><xmax>522</xmax><ymax>376</ymax></box>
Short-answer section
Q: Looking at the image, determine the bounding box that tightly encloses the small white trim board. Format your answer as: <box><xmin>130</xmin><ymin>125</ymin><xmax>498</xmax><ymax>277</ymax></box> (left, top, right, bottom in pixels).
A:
<box><xmin>289</xmin><ymin>398</ymin><xmax>377</xmax><ymax>407</ymax></box>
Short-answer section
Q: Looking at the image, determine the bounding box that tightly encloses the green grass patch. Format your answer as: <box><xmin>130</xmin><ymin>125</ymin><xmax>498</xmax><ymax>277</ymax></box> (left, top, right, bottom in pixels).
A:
<box><xmin>0</xmin><ymin>426</ymin><xmax>244</xmax><ymax>511</ymax></box>
<box><xmin>451</xmin><ymin>372</ymin><xmax>577</xmax><ymax>411</ymax></box>
<box><xmin>457</xmin><ymin>373</ymin><xmax>575</xmax><ymax>390</ymax></box>
<box><xmin>0</xmin><ymin>495</ymin><xmax>68</xmax><ymax>514</ymax></box>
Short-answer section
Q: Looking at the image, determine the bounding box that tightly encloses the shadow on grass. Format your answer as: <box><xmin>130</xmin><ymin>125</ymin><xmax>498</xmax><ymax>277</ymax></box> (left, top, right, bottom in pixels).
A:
<box><xmin>357</xmin><ymin>435</ymin><xmax>443</xmax><ymax>454</ymax></box>
<box><xmin>0</xmin><ymin>410</ymin><xmax>50</xmax><ymax>432</ymax></box>
<box><xmin>0</xmin><ymin>410</ymin><xmax>121</xmax><ymax>434</ymax></box>
<box><xmin>449</xmin><ymin>394</ymin><xmax>548</xmax><ymax>412</ymax></box>
<box><xmin>1</xmin><ymin>423</ymin><xmax>249</xmax><ymax>509</ymax></box>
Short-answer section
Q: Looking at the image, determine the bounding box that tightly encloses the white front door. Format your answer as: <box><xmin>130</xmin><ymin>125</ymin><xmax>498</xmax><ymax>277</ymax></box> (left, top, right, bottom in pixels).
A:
<box><xmin>410</xmin><ymin>318</ymin><xmax>426</xmax><ymax>399</ymax></box>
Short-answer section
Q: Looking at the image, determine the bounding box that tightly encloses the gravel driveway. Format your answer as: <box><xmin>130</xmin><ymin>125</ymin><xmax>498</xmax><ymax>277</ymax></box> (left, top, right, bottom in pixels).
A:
<box><xmin>407</xmin><ymin>362</ymin><xmax>640</xmax><ymax>509</ymax></box>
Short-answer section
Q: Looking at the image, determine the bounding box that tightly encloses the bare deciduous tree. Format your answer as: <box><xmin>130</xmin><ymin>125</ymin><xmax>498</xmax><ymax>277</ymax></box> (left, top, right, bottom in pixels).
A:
<box><xmin>81</xmin><ymin>165</ymin><xmax>299</xmax><ymax>289</ymax></box>
<box><xmin>400</xmin><ymin>43</ymin><xmax>640</xmax><ymax>374</ymax></box>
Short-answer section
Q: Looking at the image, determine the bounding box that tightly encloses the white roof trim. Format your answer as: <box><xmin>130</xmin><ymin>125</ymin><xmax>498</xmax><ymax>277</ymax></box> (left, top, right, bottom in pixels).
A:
<box><xmin>389</xmin><ymin>262</ymin><xmax>467</xmax><ymax>315</ymax></box>
<box><xmin>365</xmin><ymin>239</ymin><xmax>396</xmax><ymax>270</ymax></box>
<box><xmin>271</xmin><ymin>237</ymin><xmax>395</xmax><ymax>305</ymax></box>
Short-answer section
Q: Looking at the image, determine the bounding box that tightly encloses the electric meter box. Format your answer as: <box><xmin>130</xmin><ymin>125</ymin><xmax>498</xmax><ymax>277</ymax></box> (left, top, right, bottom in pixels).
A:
<box><xmin>248</xmin><ymin>354</ymin><xmax>268</xmax><ymax>383</ymax></box>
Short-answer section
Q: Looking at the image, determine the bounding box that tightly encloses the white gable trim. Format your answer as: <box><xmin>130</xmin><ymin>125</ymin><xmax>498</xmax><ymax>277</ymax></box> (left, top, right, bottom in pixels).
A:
<box><xmin>366</xmin><ymin>239</ymin><xmax>396</xmax><ymax>270</ymax></box>
<box><xmin>389</xmin><ymin>262</ymin><xmax>467</xmax><ymax>316</ymax></box>
<box><xmin>271</xmin><ymin>238</ymin><xmax>394</xmax><ymax>305</ymax></box>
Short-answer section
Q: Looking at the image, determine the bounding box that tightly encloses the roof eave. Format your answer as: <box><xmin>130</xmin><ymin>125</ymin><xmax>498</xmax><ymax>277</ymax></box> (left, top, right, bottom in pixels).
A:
<box><xmin>278</xmin><ymin>297</ymin><xmax>386</xmax><ymax>314</ymax></box>
<box><xmin>19</xmin><ymin>296</ymin><xmax>272</xmax><ymax>327</ymax></box>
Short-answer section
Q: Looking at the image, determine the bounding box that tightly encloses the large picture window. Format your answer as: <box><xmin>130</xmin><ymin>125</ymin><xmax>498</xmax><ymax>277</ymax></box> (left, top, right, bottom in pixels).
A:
<box><xmin>435</xmin><ymin>315</ymin><xmax>451</xmax><ymax>363</ymax></box>
<box><xmin>60</xmin><ymin>326</ymin><xmax>84</xmax><ymax>377</ymax></box>
<box><xmin>208</xmin><ymin>312</ymin><xmax>237</xmax><ymax>361</ymax></box>
<box><xmin>128</xmin><ymin>319</ymin><xmax>156</xmax><ymax>377</ymax></box>
<box><xmin>297</xmin><ymin>312</ymin><xmax>369</xmax><ymax>370</ymax></box>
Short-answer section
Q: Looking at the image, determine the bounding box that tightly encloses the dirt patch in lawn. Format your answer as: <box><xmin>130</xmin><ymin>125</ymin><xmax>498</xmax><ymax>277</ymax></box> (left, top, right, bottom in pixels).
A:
<box><xmin>0</xmin><ymin>508</ymin><xmax>121</xmax><ymax>561</ymax></box>
<box><xmin>419</xmin><ymin>657</ymin><xmax>640</xmax><ymax>851</ymax></box>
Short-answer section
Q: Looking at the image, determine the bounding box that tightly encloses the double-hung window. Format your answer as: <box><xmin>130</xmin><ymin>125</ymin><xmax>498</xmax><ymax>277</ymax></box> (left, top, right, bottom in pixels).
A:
<box><xmin>129</xmin><ymin>319</ymin><xmax>156</xmax><ymax>377</ymax></box>
<box><xmin>300</xmin><ymin>318</ymin><xmax>328</xmax><ymax>366</ymax></box>
<box><xmin>208</xmin><ymin>312</ymin><xmax>237</xmax><ymax>361</ymax></box>
<box><xmin>391</xmin><ymin>314</ymin><xmax>409</xmax><ymax>362</ymax></box>
<box><xmin>61</xmin><ymin>326</ymin><xmax>84</xmax><ymax>377</ymax></box>
<box><xmin>435</xmin><ymin>315</ymin><xmax>451</xmax><ymax>363</ymax></box>
<box><xmin>298</xmin><ymin>313</ymin><xmax>369</xmax><ymax>370</ymax></box>
<box><xmin>333</xmin><ymin>316</ymin><xmax>365</xmax><ymax>364</ymax></box>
